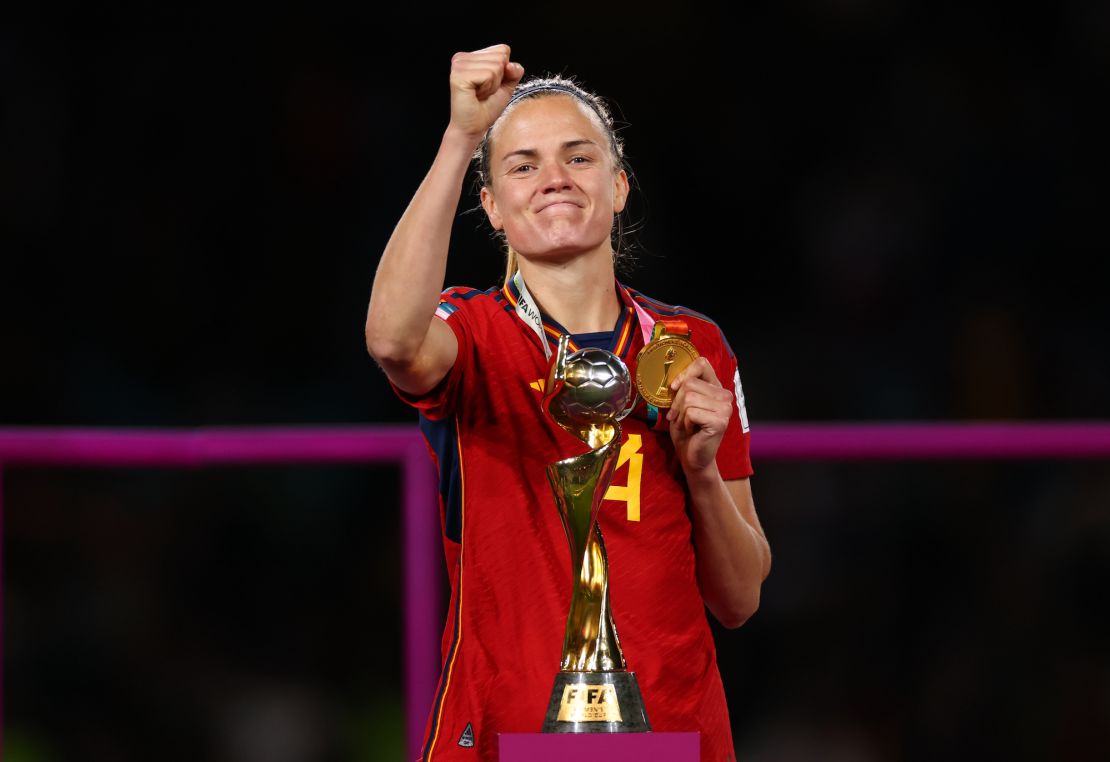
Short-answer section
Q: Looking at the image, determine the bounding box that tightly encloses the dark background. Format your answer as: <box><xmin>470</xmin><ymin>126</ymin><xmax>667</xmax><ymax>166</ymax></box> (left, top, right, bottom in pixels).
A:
<box><xmin>3</xmin><ymin>3</ymin><xmax>1109</xmax><ymax>760</ymax></box>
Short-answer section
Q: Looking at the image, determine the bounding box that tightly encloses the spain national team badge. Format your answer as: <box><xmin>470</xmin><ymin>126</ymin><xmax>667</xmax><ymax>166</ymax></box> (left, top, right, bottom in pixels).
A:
<box><xmin>634</xmin><ymin>319</ymin><xmax>699</xmax><ymax>408</ymax></box>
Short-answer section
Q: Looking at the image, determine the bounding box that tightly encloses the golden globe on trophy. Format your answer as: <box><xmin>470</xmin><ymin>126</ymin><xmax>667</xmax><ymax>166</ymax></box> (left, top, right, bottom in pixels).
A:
<box><xmin>540</xmin><ymin>335</ymin><xmax>651</xmax><ymax>733</ymax></box>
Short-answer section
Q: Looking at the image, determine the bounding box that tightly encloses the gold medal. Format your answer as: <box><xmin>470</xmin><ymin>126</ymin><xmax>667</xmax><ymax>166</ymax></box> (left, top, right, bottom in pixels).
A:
<box><xmin>634</xmin><ymin>320</ymin><xmax>699</xmax><ymax>408</ymax></box>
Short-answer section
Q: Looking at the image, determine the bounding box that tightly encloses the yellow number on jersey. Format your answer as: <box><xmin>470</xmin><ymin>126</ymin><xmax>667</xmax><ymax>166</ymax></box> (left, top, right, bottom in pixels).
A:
<box><xmin>604</xmin><ymin>434</ymin><xmax>644</xmax><ymax>522</ymax></box>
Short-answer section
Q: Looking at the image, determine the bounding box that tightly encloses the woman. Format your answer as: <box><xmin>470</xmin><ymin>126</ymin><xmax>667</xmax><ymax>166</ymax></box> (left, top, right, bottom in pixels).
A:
<box><xmin>365</xmin><ymin>44</ymin><xmax>770</xmax><ymax>762</ymax></box>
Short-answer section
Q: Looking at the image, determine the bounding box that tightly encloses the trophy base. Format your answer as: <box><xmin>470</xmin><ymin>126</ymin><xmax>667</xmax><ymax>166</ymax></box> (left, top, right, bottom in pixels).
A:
<box><xmin>542</xmin><ymin>671</ymin><xmax>651</xmax><ymax>733</ymax></box>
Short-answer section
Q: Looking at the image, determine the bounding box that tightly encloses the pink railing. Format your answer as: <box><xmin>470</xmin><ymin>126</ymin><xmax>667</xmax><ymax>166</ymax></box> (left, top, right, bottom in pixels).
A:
<box><xmin>2</xmin><ymin>422</ymin><xmax>1109</xmax><ymax>756</ymax></box>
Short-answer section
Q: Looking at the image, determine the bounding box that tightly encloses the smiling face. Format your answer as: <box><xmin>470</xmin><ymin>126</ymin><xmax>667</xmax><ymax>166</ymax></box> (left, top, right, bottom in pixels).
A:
<box><xmin>480</xmin><ymin>95</ymin><xmax>629</xmax><ymax>263</ymax></box>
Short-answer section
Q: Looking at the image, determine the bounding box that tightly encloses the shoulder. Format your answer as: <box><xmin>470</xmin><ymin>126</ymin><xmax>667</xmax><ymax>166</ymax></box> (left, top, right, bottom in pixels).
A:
<box><xmin>435</xmin><ymin>284</ymin><xmax>513</xmax><ymax>321</ymax></box>
<box><xmin>627</xmin><ymin>286</ymin><xmax>738</xmax><ymax>361</ymax></box>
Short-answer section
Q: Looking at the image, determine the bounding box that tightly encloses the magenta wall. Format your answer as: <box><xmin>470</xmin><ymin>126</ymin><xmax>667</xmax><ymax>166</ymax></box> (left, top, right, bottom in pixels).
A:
<box><xmin>3</xmin><ymin>422</ymin><xmax>1109</xmax><ymax>757</ymax></box>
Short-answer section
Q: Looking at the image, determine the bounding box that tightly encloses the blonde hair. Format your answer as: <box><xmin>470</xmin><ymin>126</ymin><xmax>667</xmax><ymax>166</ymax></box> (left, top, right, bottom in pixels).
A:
<box><xmin>503</xmin><ymin>247</ymin><xmax>519</xmax><ymax>285</ymax></box>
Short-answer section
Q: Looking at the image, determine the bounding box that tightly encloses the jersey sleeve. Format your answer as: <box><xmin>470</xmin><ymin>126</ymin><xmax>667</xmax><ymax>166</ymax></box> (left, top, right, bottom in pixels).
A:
<box><xmin>387</xmin><ymin>288</ymin><xmax>473</xmax><ymax>421</ymax></box>
<box><xmin>710</xmin><ymin>330</ymin><xmax>754</xmax><ymax>480</ymax></box>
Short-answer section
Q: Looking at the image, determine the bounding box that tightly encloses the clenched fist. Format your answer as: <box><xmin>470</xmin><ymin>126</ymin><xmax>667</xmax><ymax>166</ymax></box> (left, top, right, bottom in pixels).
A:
<box><xmin>448</xmin><ymin>44</ymin><xmax>525</xmax><ymax>139</ymax></box>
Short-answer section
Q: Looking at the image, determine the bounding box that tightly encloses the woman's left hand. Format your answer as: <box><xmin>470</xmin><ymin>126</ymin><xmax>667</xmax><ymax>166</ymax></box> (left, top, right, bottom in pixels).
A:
<box><xmin>667</xmin><ymin>357</ymin><xmax>735</xmax><ymax>474</ymax></box>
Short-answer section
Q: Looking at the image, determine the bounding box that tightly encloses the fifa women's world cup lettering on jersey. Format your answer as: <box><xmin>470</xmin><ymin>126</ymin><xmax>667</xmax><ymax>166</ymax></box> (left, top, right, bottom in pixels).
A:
<box><xmin>391</xmin><ymin>280</ymin><xmax>752</xmax><ymax>762</ymax></box>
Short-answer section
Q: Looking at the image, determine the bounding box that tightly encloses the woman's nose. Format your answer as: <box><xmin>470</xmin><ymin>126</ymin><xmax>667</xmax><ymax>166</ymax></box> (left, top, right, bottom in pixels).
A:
<box><xmin>538</xmin><ymin>162</ymin><xmax>572</xmax><ymax>192</ymax></box>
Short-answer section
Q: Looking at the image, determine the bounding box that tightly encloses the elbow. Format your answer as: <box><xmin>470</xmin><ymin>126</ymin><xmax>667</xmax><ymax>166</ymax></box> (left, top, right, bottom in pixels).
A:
<box><xmin>711</xmin><ymin>545</ymin><xmax>772</xmax><ymax>630</ymax></box>
<box><xmin>716</xmin><ymin>590</ymin><xmax>761</xmax><ymax>630</ymax></box>
<box><xmin>364</xmin><ymin>322</ymin><xmax>417</xmax><ymax>367</ymax></box>
<box><xmin>364</xmin><ymin>304</ymin><xmax>403</xmax><ymax>364</ymax></box>
<box><xmin>363</xmin><ymin>331</ymin><xmax>389</xmax><ymax>364</ymax></box>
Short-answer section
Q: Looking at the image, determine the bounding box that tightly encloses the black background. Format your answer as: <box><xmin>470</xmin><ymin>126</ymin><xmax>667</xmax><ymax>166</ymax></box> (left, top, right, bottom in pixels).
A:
<box><xmin>3</xmin><ymin>3</ymin><xmax>1109</xmax><ymax>760</ymax></box>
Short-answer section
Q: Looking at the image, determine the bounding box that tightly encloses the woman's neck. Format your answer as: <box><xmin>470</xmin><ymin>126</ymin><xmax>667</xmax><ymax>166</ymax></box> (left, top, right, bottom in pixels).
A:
<box><xmin>515</xmin><ymin>252</ymin><xmax>620</xmax><ymax>335</ymax></box>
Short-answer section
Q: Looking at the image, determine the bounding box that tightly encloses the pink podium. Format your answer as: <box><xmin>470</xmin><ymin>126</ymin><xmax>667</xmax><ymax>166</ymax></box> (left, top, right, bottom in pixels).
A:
<box><xmin>499</xmin><ymin>732</ymin><xmax>699</xmax><ymax>761</ymax></box>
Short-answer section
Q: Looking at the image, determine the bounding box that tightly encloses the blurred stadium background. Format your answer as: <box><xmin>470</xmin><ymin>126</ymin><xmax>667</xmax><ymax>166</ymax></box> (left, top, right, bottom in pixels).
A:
<box><xmin>3</xmin><ymin>3</ymin><xmax>1109</xmax><ymax>760</ymax></box>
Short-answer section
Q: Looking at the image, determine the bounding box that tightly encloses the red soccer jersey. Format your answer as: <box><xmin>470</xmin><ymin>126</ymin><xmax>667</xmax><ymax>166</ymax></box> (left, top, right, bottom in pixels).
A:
<box><xmin>394</xmin><ymin>279</ymin><xmax>753</xmax><ymax>762</ymax></box>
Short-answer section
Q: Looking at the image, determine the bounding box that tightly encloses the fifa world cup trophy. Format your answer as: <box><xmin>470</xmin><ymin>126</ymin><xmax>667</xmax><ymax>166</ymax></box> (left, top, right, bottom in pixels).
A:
<box><xmin>540</xmin><ymin>335</ymin><xmax>651</xmax><ymax>732</ymax></box>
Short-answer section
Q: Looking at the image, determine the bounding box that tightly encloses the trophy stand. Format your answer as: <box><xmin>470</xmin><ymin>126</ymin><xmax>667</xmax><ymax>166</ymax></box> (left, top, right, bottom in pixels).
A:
<box><xmin>540</xmin><ymin>336</ymin><xmax>651</xmax><ymax>733</ymax></box>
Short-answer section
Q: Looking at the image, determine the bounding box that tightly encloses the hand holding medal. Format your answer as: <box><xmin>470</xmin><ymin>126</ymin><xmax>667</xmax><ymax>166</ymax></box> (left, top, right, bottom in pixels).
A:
<box><xmin>636</xmin><ymin>319</ymin><xmax>735</xmax><ymax>473</ymax></box>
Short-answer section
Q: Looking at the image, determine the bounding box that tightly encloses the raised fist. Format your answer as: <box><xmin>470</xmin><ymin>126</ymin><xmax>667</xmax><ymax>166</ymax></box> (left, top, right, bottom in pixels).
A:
<box><xmin>448</xmin><ymin>43</ymin><xmax>525</xmax><ymax>139</ymax></box>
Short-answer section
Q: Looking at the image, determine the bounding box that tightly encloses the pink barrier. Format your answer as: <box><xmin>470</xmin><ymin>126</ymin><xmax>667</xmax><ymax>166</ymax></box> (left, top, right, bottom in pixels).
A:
<box><xmin>500</xmin><ymin>732</ymin><xmax>699</xmax><ymax>760</ymax></box>
<box><xmin>2</xmin><ymin>421</ymin><xmax>1109</xmax><ymax>756</ymax></box>
<box><xmin>0</xmin><ymin>426</ymin><xmax>437</xmax><ymax>760</ymax></box>
<box><xmin>751</xmin><ymin>421</ymin><xmax>1110</xmax><ymax>460</ymax></box>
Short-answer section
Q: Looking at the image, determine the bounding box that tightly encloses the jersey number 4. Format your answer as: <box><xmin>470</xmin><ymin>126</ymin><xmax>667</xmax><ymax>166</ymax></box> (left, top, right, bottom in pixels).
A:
<box><xmin>603</xmin><ymin>434</ymin><xmax>643</xmax><ymax>522</ymax></box>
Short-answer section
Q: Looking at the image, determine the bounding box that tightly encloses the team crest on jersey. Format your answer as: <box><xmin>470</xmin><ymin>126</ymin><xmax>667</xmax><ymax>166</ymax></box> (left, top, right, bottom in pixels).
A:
<box><xmin>457</xmin><ymin>722</ymin><xmax>475</xmax><ymax>748</ymax></box>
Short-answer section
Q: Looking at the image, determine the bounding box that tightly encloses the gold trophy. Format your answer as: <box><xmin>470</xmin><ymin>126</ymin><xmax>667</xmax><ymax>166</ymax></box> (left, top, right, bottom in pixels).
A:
<box><xmin>540</xmin><ymin>335</ymin><xmax>651</xmax><ymax>733</ymax></box>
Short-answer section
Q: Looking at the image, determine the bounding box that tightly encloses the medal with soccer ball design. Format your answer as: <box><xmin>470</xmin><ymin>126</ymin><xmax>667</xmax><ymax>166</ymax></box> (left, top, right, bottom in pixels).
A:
<box><xmin>634</xmin><ymin>319</ymin><xmax>699</xmax><ymax>409</ymax></box>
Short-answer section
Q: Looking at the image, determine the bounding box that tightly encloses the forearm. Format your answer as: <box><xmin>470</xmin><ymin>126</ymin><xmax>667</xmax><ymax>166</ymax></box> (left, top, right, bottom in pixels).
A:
<box><xmin>686</xmin><ymin>468</ymin><xmax>771</xmax><ymax>629</ymax></box>
<box><xmin>365</xmin><ymin>126</ymin><xmax>479</xmax><ymax>363</ymax></box>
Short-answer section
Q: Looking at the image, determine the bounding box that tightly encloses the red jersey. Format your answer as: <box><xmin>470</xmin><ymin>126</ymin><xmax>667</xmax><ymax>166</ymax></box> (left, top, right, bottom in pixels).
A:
<box><xmin>394</xmin><ymin>278</ymin><xmax>753</xmax><ymax>762</ymax></box>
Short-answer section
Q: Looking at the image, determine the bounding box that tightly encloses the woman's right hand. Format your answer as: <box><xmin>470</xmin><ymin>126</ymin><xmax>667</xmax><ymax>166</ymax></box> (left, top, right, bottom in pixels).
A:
<box><xmin>448</xmin><ymin>44</ymin><xmax>524</xmax><ymax>140</ymax></box>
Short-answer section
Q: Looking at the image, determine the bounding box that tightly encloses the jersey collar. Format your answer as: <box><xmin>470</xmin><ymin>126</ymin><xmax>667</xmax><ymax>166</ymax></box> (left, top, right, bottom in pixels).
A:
<box><xmin>502</xmin><ymin>271</ymin><xmax>654</xmax><ymax>361</ymax></box>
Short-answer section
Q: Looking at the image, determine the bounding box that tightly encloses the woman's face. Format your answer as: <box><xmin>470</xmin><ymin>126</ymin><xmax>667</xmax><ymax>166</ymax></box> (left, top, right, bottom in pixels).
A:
<box><xmin>480</xmin><ymin>95</ymin><xmax>628</xmax><ymax>262</ymax></box>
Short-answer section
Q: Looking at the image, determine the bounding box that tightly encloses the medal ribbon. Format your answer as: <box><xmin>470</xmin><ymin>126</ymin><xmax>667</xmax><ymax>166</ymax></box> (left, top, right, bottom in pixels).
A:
<box><xmin>628</xmin><ymin>297</ymin><xmax>656</xmax><ymax>348</ymax></box>
<box><xmin>509</xmin><ymin>270</ymin><xmax>551</xmax><ymax>360</ymax></box>
<box><xmin>650</xmin><ymin>317</ymin><xmax>692</xmax><ymax>342</ymax></box>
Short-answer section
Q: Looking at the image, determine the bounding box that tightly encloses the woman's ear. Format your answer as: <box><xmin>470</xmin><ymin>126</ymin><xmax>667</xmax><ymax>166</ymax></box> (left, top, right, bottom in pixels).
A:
<box><xmin>613</xmin><ymin>169</ymin><xmax>630</xmax><ymax>214</ymax></box>
<box><xmin>480</xmin><ymin>186</ymin><xmax>504</xmax><ymax>230</ymax></box>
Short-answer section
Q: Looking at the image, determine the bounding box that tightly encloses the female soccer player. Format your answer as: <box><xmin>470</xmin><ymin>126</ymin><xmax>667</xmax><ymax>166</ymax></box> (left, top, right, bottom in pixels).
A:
<box><xmin>365</xmin><ymin>44</ymin><xmax>771</xmax><ymax>762</ymax></box>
